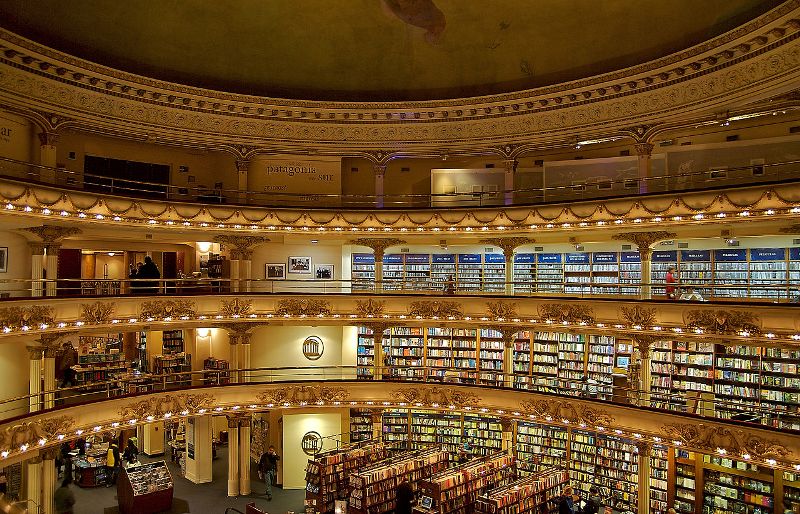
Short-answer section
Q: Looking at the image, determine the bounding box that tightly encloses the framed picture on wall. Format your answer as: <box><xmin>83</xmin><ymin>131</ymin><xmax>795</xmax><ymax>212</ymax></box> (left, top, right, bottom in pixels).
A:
<box><xmin>265</xmin><ymin>263</ymin><xmax>286</xmax><ymax>280</ymax></box>
<box><xmin>288</xmin><ymin>256</ymin><xmax>311</xmax><ymax>273</ymax></box>
<box><xmin>315</xmin><ymin>264</ymin><xmax>334</xmax><ymax>280</ymax></box>
<box><xmin>0</xmin><ymin>247</ymin><xmax>7</xmax><ymax>273</ymax></box>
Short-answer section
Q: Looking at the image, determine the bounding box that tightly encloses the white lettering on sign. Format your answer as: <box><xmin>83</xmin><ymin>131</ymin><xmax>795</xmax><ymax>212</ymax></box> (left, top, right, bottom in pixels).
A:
<box><xmin>250</xmin><ymin>156</ymin><xmax>341</xmax><ymax>205</ymax></box>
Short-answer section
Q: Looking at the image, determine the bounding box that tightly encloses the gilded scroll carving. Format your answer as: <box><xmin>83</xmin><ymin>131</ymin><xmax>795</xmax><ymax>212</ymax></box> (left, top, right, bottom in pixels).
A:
<box><xmin>479</xmin><ymin>237</ymin><xmax>536</xmax><ymax>258</ymax></box>
<box><xmin>213</xmin><ymin>235</ymin><xmax>270</xmax><ymax>259</ymax></box>
<box><xmin>393</xmin><ymin>387</ymin><xmax>481</xmax><ymax>409</ymax></box>
<box><xmin>520</xmin><ymin>399</ymin><xmax>615</xmax><ymax>426</ymax></box>
<box><xmin>81</xmin><ymin>302</ymin><xmax>114</xmax><ymax>324</ymax></box>
<box><xmin>620</xmin><ymin>305</ymin><xmax>657</xmax><ymax>327</ymax></box>
<box><xmin>0</xmin><ymin>415</ymin><xmax>74</xmax><ymax>449</ymax></box>
<box><xmin>275</xmin><ymin>298</ymin><xmax>331</xmax><ymax>317</ymax></box>
<box><xmin>356</xmin><ymin>299</ymin><xmax>386</xmax><ymax>318</ymax></box>
<box><xmin>684</xmin><ymin>309</ymin><xmax>761</xmax><ymax>335</ymax></box>
<box><xmin>22</xmin><ymin>225</ymin><xmax>82</xmax><ymax>244</ymax></box>
<box><xmin>256</xmin><ymin>385</ymin><xmax>350</xmax><ymax>405</ymax></box>
<box><xmin>220</xmin><ymin>298</ymin><xmax>253</xmax><ymax>317</ymax></box>
<box><xmin>486</xmin><ymin>301</ymin><xmax>517</xmax><ymax>320</ymax></box>
<box><xmin>408</xmin><ymin>300</ymin><xmax>463</xmax><ymax>318</ymax></box>
<box><xmin>140</xmin><ymin>299</ymin><xmax>197</xmax><ymax>320</ymax></box>
<box><xmin>661</xmin><ymin>423</ymin><xmax>790</xmax><ymax>459</ymax></box>
<box><xmin>0</xmin><ymin>305</ymin><xmax>55</xmax><ymax>329</ymax></box>
<box><xmin>117</xmin><ymin>393</ymin><xmax>215</xmax><ymax>420</ymax></box>
<box><xmin>537</xmin><ymin>303</ymin><xmax>595</xmax><ymax>324</ymax></box>
<box><xmin>611</xmin><ymin>231</ymin><xmax>677</xmax><ymax>250</ymax></box>
<box><xmin>348</xmin><ymin>238</ymin><xmax>406</xmax><ymax>260</ymax></box>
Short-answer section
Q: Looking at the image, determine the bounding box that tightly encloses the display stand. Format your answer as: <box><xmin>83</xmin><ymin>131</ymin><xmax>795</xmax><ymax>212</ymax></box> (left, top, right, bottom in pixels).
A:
<box><xmin>474</xmin><ymin>467</ymin><xmax>568</xmax><ymax>514</ymax></box>
<box><xmin>74</xmin><ymin>459</ymin><xmax>107</xmax><ymax>488</ymax></box>
<box><xmin>117</xmin><ymin>461</ymin><xmax>174</xmax><ymax>514</ymax></box>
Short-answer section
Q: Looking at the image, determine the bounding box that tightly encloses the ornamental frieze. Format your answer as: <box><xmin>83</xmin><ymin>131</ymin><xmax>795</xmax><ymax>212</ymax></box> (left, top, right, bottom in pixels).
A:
<box><xmin>220</xmin><ymin>298</ymin><xmax>253</xmax><ymax>318</ymax></box>
<box><xmin>275</xmin><ymin>298</ymin><xmax>331</xmax><ymax>317</ymax></box>
<box><xmin>80</xmin><ymin>302</ymin><xmax>114</xmax><ymax>324</ymax></box>
<box><xmin>356</xmin><ymin>299</ymin><xmax>386</xmax><ymax>318</ymax></box>
<box><xmin>140</xmin><ymin>299</ymin><xmax>197</xmax><ymax>320</ymax></box>
<box><xmin>0</xmin><ymin>305</ymin><xmax>54</xmax><ymax>329</ymax></box>
<box><xmin>0</xmin><ymin>415</ymin><xmax>74</xmax><ymax>450</ymax></box>
<box><xmin>520</xmin><ymin>399</ymin><xmax>615</xmax><ymax>427</ymax></box>
<box><xmin>393</xmin><ymin>387</ymin><xmax>481</xmax><ymax>409</ymax></box>
<box><xmin>408</xmin><ymin>300</ymin><xmax>463</xmax><ymax>318</ymax></box>
<box><xmin>661</xmin><ymin>423</ymin><xmax>790</xmax><ymax>460</ymax></box>
<box><xmin>486</xmin><ymin>301</ymin><xmax>517</xmax><ymax>320</ymax></box>
<box><xmin>256</xmin><ymin>385</ymin><xmax>349</xmax><ymax>405</ymax></box>
<box><xmin>117</xmin><ymin>393</ymin><xmax>215</xmax><ymax>420</ymax></box>
<box><xmin>537</xmin><ymin>303</ymin><xmax>595</xmax><ymax>324</ymax></box>
<box><xmin>684</xmin><ymin>309</ymin><xmax>762</xmax><ymax>335</ymax></box>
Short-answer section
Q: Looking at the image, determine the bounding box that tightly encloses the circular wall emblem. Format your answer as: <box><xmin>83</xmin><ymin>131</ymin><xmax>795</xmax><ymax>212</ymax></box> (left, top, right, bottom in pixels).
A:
<box><xmin>302</xmin><ymin>335</ymin><xmax>324</xmax><ymax>360</ymax></box>
<box><xmin>301</xmin><ymin>431</ymin><xmax>323</xmax><ymax>456</ymax></box>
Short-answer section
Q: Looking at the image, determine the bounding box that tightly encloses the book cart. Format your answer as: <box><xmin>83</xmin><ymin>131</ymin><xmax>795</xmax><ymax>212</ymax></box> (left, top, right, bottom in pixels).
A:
<box><xmin>474</xmin><ymin>467</ymin><xmax>569</xmax><ymax>514</ymax></box>
<box><xmin>305</xmin><ymin>441</ymin><xmax>389</xmax><ymax>514</ymax></box>
<box><xmin>413</xmin><ymin>452</ymin><xmax>515</xmax><ymax>514</ymax></box>
<box><xmin>117</xmin><ymin>461</ymin><xmax>174</xmax><ymax>514</ymax></box>
<box><xmin>348</xmin><ymin>447</ymin><xmax>450</xmax><ymax>514</ymax></box>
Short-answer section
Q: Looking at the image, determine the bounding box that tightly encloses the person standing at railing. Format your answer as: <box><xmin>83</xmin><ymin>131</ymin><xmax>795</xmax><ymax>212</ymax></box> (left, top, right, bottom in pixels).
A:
<box><xmin>665</xmin><ymin>266</ymin><xmax>679</xmax><ymax>300</ymax></box>
<box><xmin>137</xmin><ymin>256</ymin><xmax>161</xmax><ymax>295</ymax></box>
<box><xmin>59</xmin><ymin>342</ymin><xmax>78</xmax><ymax>388</ymax></box>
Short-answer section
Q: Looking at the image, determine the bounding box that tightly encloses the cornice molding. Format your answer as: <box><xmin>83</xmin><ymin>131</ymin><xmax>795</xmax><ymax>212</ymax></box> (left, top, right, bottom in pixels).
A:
<box><xmin>0</xmin><ymin>4</ymin><xmax>798</xmax><ymax>152</ymax></box>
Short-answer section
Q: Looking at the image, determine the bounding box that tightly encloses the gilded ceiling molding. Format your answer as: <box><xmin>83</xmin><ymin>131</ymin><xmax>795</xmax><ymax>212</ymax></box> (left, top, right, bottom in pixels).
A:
<box><xmin>348</xmin><ymin>238</ymin><xmax>406</xmax><ymax>261</ymax></box>
<box><xmin>256</xmin><ymin>385</ymin><xmax>350</xmax><ymax>405</ymax></box>
<box><xmin>20</xmin><ymin>225</ymin><xmax>81</xmax><ymax>244</ymax></box>
<box><xmin>486</xmin><ymin>301</ymin><xmax>518</xmax><ymax>320</ymax></box>
<box><xmin>479</xmin><ymin>237</ymin><xmax>535</xmax><ymax>260</ymax></box>
<box><xmin>392</xmin><ymin>387</ymin><xmax>481</xmax><ymax>409</ymax></box>
<box><xmin>620</xmin><ymin>305</ymin><xmax>660</xmax><ymax>357</ymax></box>
<box><xmin>213</xmin><ymin>235</ymin><xmax>269</xmax><ymax>260</ymax></box>
<box><xmin>611</xmin><ymin>231</ymin><xmax>678</xmax><ymax>253</ymax></box>
<box><xmin>407</xmin><ymin>300</ymin><xmax>463</xmax><ymax>319</ymax></box>
<box><xmin>355</xmin><ymin>299</ymin><xmax>386</xmax><ymax>318</ymax></box>
<box><xmin>779</xmin><ymin>223</ymin><xmax>800</xmax><ymax>234</ymax></box>
<box><xmin>117</xmin><ymin>393</ymin><xmax>216</xmax><ymax>421</ymax></box>
<box><xmin>140</xmin><ymin>299</ymin><xmax>197</xmax><ymax>320</ymax></box>
<box><xmin>519</xmin><ymin>399</ymin><xmax>615</xmax><ymax>427</ymax></box>
<box><xmin>275</xmin><ymin>298</ymin><xmax>331</xmax><ymax>317</ymax></box>
<box><xmin>684</xmin><ymin>309</ymin><xmax>762</xmax><ymax>335</ymax></box>
<box><xmin>661</xmin><ymin>423</ymin><xmax>790</xmax><ymax>460</ymax></box>
<box><xmin>220</xmin><ymin>322</ymin><xmax>267</xmax><ymax>337</ymax></box>
<box><xmin>0</xmin><ymin>305</ymin><xmax>54</xmax><ymax>329</ymax></box>
<box><xmin>220</xmin><ymin>298</ymin><xmax>253</xmax><ymax>318</ymax></box>
<box><xmin>0</xmin><ymin>415</ymin><xmax>74</xmax><ymax>450</ymax></box>
<box><xmin>537</xmin><ymin>303</ymin><xmax>595</xmax><ymax>324</ymax></box>
<box><xmin>80</xmin><ymin>302</ymin><xmax>114</xmax><ymax>324</ymax></box>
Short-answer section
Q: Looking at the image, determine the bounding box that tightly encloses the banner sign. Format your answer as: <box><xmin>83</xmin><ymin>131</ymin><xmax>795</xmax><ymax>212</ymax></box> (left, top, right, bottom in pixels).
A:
<box><xmin>620</xmin><ymin>252</ymin><xmax>641</xmax><ymax>263</ymax></box>
<box><xmin>652</xmin><ymin>251</ymin><xmax>677</xmax><ymax>262</ymax></box>
<box><xmin>458</xmin><ymin>254</ymin><xmax>482</xmax><ymax>264</ymax></box>
<box><xmin>352</xmin><ymin>253</ymin><xmax>375</xmax><ymax>264</ymax></box>
<box><xmin>537</xmin><ymin>253</ymin><xmax>562</xmax><ymax>264</ymax></box>
<box><xmin>485</xmin><ymin>254</ymin><xmax>505</xmax><ymax>264</ymax></box>
<box><xmin>592</xmin><ymin>252</ymin><xmax>618</xmax><ymax>263</ymax></box>
<box><xmin>565</xmin><ymin>253</ymin><xmax>590</xmax><ymax>264</ymax></box>
<box><xmin>432</xmin><ymin>254</ymin><xmax>455</xmax><ymax>264</ymax></box>
<box><xmin>750</xmin><ymin>248</ymin><xmax>786</xmax><ymax>261</ymax></box>
<box><xmin>514</xmin><ymin>254</ymin><xmax>535</xmax><ymax>263</ymax></box>
<box><xmin>681</xmin><ymin>250</ymin><xmax>711</xmax><ymax>261</ymax></box>
<box><xmin>713</xmin><ymin>249</ymin><xmax>747</xmax><ymax>262</ymax></box>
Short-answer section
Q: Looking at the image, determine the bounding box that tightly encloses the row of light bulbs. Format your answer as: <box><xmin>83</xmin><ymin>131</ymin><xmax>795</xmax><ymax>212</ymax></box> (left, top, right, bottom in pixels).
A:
<box><xmin>4</xmin><ymin>399</ymin><xmax>798</xmax><ymax>472</ymax></box>
<box><xmin>4</xmin><ymin>202</ymin><xmax>798</xmax><ymax>233</ymax></box>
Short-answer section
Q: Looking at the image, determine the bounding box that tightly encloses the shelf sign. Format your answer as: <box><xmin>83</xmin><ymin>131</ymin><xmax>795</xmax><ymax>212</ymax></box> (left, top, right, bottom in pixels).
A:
<box><xmin>404</xmin><ymin>254</ymin><xmax>430</xmax><ymax>264</ymax></box>
<box><xmin>565</xmin><ymin>252</ymin><xmax>590</xmax><ymax>264</ymax></box>
<box><xmin>651</xmin><ymin>250</ymin><xmax>677</xmax><ymax>262</ymax></box>
<box><xmin>750</xmin><ymin>248</ymin><xmax>786</xmax><ymax>261</ymax></box>
<box><xmin>458</xmin><ymin>254</ymin><xmax>482</xmax><ymax>264</ymax></box>
<box><xmin>432</xmin><ymin>254</ymin><xmax>455</xmax><ymax>263</ymax></box>
<box><xmin>791</xmin><ymin>247</ymin><xmax>800</xmax><ymax>261</ymax></box>
<box><xmin>592</xmin><ymin>252</ymin><xmax>618</xmax><ymax>263</ymax></box>
<box><xmin>537</xmin><ymin>253</ymin><xmax>562</xmax><ymax>263</ymax></box>
<box><xmin>383</xmin><ymin>254</ymin><xmax>403</xmax><ymax>264</ymax></box>
<box><xmin>352</xmin><ymin>253</ymin><xmax>375</xmax><ymax>264</ymax></box>
<box><xmin>713</xmin><ymin>249</ymin><xmax>747</xmax><ymax>262</ymax></box>
<box><xmin>680</xmin><ymin>250</ymin><xmax>711</xmax><ymax>262</ymax></box>
<box><xmin>485</xmin><ymin>253</ymin><xmax>505</xmax><ymax>263</ymax></box>
<box><xmin>514</xmin><ymin>253</ymin><xmax>535</xmax><ymax>263</ymax></box>
<box><xmin>620</xmin><ymin>252</ymin><xmax>641</xmax><ymax>263</ymax></box>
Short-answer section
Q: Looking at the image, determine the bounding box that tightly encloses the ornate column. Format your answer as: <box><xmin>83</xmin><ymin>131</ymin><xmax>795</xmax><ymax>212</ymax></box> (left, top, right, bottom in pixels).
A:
<box><xmin>229</xmin><ymin>250</ymin><xmax>241</xmax><ymax>293</ymax></box>
<box><xmin>227</xmin><ymin>416</ymin><xmax>240</xmax><ymax>497</ymax></box>
<box><xmin>480</xmin><ymin>237</ymin><xmax>535</xmax><ymax>295</ymax></box>
<box><xmin>612</xmin><ymin>231</ymin><xmax>676</xmax><ymax>300</ymax></box>
<box><xmin>636</xmin><ymin>441</ymin><xmax>652</xmax><ymax>514</ymax></box>
<box><xmin>227</xmin><ymin>333</ymin><xmax>240</xmax><ymax>384</ymax></box>
<box><xmin>373</xmin><ymin>164</ymin><xmax>387</xmax><ymax>208</ymax></box>
<box><xmin>635</xmin><ymin>336</ymin><xmax>654</xmax><ymax>408</ymax></box>
<box><xmin>349</xmin><ymin>238</ymin><xmax>406</xmax><ymax>292</ymax></box>
<box><xmin>27</xmin><ymin>346</ymin><xmax>43</xmax><ymax>412</ymax></box>
<box><xmin>240</xmin><ymin>250</ymin><xmax>253</xmax><ymax>293</ymax></box>
<box><xmin>238</xmin><ymin>416</ymin><xmax>252</xmax><ymax>496</ymax></box>
<box><xmin>42</xmin><ymin>447</ymin><xmax>59</xmax><ymax>514</ymax></box>
<box><xmin>44</xmin><ymin>243</ymin><xmax>60</xmax><ymax>297</ymax></box>
<box><xmin>363</xmin><ymin>322</ymin><xmax>390</xmax><ymax>380</ymax></box>
<box><xmin>240</xmin><ymin>333</ymin><xmax>252</xmax><ymax>383</ymax></box>
<box><xmin>502</xmin><ymin>158</ymin><xmax>517</xmax><ymax>206</ymax></box>
<box><xmin>42</xmin><ymin>343</ymin><xmax>57</xmax><ymax>409</ymax></box>
<box><xmin>634</xmin><ymin>142</ymin><xmax>655</xmax><ymax>194</ymax></box>
<box><xmin>38</xmin><ymin>131</ymin><xmax>58</xmax><ymax>183</ymax></box>
<box><xmin>29</xmin><ymin>242</ymin><xmax>45</xmax><ymax>297</ymax></box>
<box><xmin>22</xmin><ymin>226</ymin><xmax>82</xmax><ymax>298</ymax></box>
<box><xmin>26</xmin><ymin>454</ymin><xmax>43</xmax><ymax>513</ymax></box>
<box><xmin>235</xmin><ymin>159</ymin><xmax>250</xmax><ymax>204</ymax></box>
<box><xmin>214</xmin><ymin>236</ymin><xmax>269</xmax><ymax>293</ymax></box>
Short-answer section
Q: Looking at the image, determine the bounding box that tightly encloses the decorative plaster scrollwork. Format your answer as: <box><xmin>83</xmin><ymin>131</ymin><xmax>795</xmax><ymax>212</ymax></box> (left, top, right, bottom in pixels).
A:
<box><xmin>256</xmin><ymin>385</ymin><xmax>349</xmax><ymax>405</ymax></box>
<box><xmin>486</xmin><ymin>301</ymin><xmax>517</xmax><ymax>320</ymax></box>
<box><xmin>275</xmin><ymin>298</ymin><xmax>331</xmax><ymax>317</ymax></box>
<box><xmin>620</xmin><ymin>305</ymin><xmax>657</xmax><ymax>327</ymax></box>
<box><xmin>407</xmin><ymin>300</ymin><xmax>463</xmax><ymax>318</ymax></box>
<box><xmin>537</xmin><ymin>303</ymin><xmax>595</xmax><ymax>324</ymax></box>
<box><xmin>80</xmin><ymin>302</ymin><xmax>114</xmax><ymax>324</ymax></box>
<box><xmin>0</xmin><ymin>415</ymin><xmax>74</xmax><ymax>450</ymax></box>
<box><xmin>213</xmin><ymin>235</ymin><xmax>269</xmax><ymax>259</ymax></box>
<box><xmin>356</xmin><ymin>299</ymin><xmax>386</xmax><ymax>318</ymax></box>
<box><xmin>348</xmin><ymin>238</ymin><xmax>406</xmax><ymax>260</ymax></box>
<box><xmin>661</xmin><ymin>423</ymin><xmax>790</xmax><ymax>459</ymax></box>
<box><xmin>117</xmin><ymin>393</ymin><xmax>215</xmax><ymax>420</ymax></box>
<box><xmin>612</xmin><ymin>231</ymin><xmax>677</xmax><ymax>251</ymax></box>
<box><xmin>221</xmin><ymin>298</ymin><xmax>253</xmax><ymax>317</ymax></box>
<box><xmin>21</xmin><ymin>225</ymin><xmax>82</xmax><ymax>244</ymax></box>
<box><xmin>0</xmin><ymin>305</ymin><xmax>55</xmax><ymax>329</ymax></box>
<box><xmin>479</xmin><ymin>237</ymin><xmax>536</xmax><ymax>259</ymax></box>
<box><xmin>520</xmin><ymin>399</ymin><xmax>615</xmax><ymax>426</ymax></box>
<box><xmin>393</xmin><ymin>387</ymin><xmax>481</xmax><ymax>409</ymax></box>
<box><xmin>684</xmin><ymin>309</ymin><xmax>761</xmax><ymax>335</ymax></box>
<box><xmin>140</xmin><ymin>299</ymin><xmax>197</xmax><ymax>320</ymax></box>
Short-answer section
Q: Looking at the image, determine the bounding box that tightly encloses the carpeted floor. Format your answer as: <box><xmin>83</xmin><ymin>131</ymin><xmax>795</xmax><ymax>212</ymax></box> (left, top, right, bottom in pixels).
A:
<box><xmin>56</xmin><ymin>446</ymin><xmax>306</xmax><ymax>514</ymax></box>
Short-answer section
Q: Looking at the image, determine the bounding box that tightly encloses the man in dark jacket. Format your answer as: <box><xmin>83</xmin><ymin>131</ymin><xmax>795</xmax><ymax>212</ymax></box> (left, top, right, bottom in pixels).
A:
<box><xmin>137</xmin><ymin>256</ymin><xmax>161</xmax><ymax>294</ymax></box>
<box><xmin>584</xmin><ymin>486</ymin><xmax>602</xmax><ymax>514</ymax></box>
<box><xmin>559</xmin><ymin>486</ymin><xmax>576</xmax><ymax>514</ymax></box>
<box><xmin>258</xmin><ymin>445</ymin><xmax>280</xmax><ymax>500</ymax></box>
<box><xmin>395</xmin><ymin>477</ymin><xmax>414</xmax><ymax>514</ymax></box>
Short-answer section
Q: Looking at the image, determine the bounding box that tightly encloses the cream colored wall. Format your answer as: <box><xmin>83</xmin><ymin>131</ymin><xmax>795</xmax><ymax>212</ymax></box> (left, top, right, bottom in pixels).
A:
<box><xmin>250</xmin><ymin>240</ymin><xmax>345</xmax><ymax>293</ymax></box>
<box><xmin>282</xmin><ymin>411</ymin><xmax>342</xmax><ymax>489</ymax></box>
<box><xmin>0</xmin><ymin>110</ymin><xmax>35</xmax><ymax>176</ymax></box>
<box><xmin>249</xmin><ymin>326</ymin><xmax>350</xmax><ymax>380</ymax></box>
<box><xmin>0</xmin><ymin>230</ymin><xmax>32</xmax><ymax>298</ymax></box>
<box><xmin>0</xmin><ymin>341</ymin><xmax>31</xmax><ymax>420</ymax></box>
<box><xmin>191</xmin><ymin>328</ymin><xmax>230</xmax><ymax>373</ymax></box>
<box><xmin>93</xmin><ymin>254</ymin><xmax>126</xmax><ymax>279</ymax></box>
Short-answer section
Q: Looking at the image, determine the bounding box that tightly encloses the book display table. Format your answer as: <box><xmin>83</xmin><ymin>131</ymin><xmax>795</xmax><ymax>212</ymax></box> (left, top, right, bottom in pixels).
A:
<box><xmin>117</xmin><ymin>461</ymin><xmax>174</xmax><ymax>514</ymax></box>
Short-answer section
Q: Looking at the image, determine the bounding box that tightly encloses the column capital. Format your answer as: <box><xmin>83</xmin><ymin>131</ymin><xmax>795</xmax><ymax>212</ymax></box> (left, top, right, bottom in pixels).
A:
<box><xmin>226</xmin><ymin>413</ymin><xmax>251</xmax><ymax>428</ymax></box>
<box><xmin>502</xmin><ymin>158</ymin><xmax>518</xmax><ymax>173</ymax></box>
<box><xmin>28</xmin><ymin>242</ymin><xmax>46</xmax><ymax>255</ymax></box>
<box><xmin>479</xmin><ymin>237</ymin><xmax>535</xmax><ymax>262</ymax></box>
<box><xmin>22</xmin><ymin>225</ymin><xmax>82</xmax><ymax>245</ymax></box>
<box><xmin>214</xmin><ymin>235</ymin><xmax>269</xmax><ymax>261</ymax></box>
<box><xmin>634</xmin><ymin>142</ymin><xmax>655</xmax><ymax>157</ymax></box>
<box><xmin>235</xmin><ymin>159</ymin><xmax>250</xmax><ymax>173</ymax></box>
<box><xmin>611</xmin><ymin>231</ymin><xmax>676</xmax><ymax>252</ymax></box>
<box><xmin>372</xmin><ymin>164</ymin><xmax>388</xmax><ymax>177</ymax></box>
<box><xmin>41</xmin><ymin>447</ymin><xmax>60</xmax><ymax>460</ymax></box>
<box><xmin>37</xmin><ymin>131</ymin><xmax>59</xmax><ymax>147</ymax></box>
<box><xmin>28</xmin><ymin>454</ymin><xmax>43</xmax><ymax>465</ymax></box>
<box><xmin>635</xmin><ymin>440</ymin><xmax>653</xmax><ymax>456</ymax></box>
<box><xmin>348</xmin><ymin>238</ymin><xmax>406</xmax><ymax>263</ymax></box>
<box><xmin>26</xmin><ymin>346</ymin><xmax>44</xmax><ymax>360</ymax></box>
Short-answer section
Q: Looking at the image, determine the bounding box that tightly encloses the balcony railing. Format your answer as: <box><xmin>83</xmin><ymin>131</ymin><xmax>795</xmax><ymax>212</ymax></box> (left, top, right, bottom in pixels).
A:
<box><xmin>1</xmin><ymin>155</ymin><xmax>799</xmax><ymax>209</ymax></box>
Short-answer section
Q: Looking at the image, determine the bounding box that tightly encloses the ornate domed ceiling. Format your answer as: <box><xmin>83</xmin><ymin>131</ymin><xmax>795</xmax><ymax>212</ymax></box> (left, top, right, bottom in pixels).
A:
<box><xmin>0</xmin><ymin>0</ymin><xmax>784</xmax><ymax>101</ymax></box>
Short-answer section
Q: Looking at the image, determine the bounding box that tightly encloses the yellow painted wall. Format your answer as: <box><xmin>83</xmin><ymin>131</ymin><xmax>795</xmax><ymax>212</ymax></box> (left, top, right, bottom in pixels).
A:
<box><xmin>250</xmin><ymin>240</ymin><xmax>346</xmax><ymax>293</ymax></box>
<box><xmin>249</xmin><ymin>326</ymin><xmax>352</xmax><ymax>380</ymax></box>
<box><xmin>282</xmin><ymin>411</ymin><xmax>342</xmax><ymax>489</ymax></box>
<box><xmin>0</xmin><ymin>341</ymin><xmax>31</xmax><ymax>420</ymax></box>
<box><xmin>0</xmin><ymin>230</ymin><xmax>32</xmax><ymax>298</ymax></box>
<box><xmin>0</xmin><ymin>110</ymin><xmax>35</xmax><ymax>175</ymax></box>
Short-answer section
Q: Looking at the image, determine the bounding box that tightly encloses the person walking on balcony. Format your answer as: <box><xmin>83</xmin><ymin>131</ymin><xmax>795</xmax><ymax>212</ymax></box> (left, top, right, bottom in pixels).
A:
<box><xmin>59</xmin><ymin>342</ymin><xmax>78</xmax><ymax>388</ymax></box>
<box><xmin>137</xmin><ymin>256</ymin><xmax>161</xmax><ymax>294</ymax></box>
<box><xmin>258</xmin><ymin>445</ymin><xmax>280</xmax><ymax>500</ymax></box>
<box><xmin>665</xmin><ymin>266</ymin><xmax>679</xmax><ymax>300</ymax></box>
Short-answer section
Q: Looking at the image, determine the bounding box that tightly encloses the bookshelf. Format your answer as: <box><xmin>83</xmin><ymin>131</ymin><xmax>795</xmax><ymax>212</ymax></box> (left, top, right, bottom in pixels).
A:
<box><xmin>410</xmin><ymin>411</ymin><xmax>462</xmax><ymax>453</ymax></box>
<box><xmin>451</xmin><ymin>328</ymin><xmax>478</xmax><ymax>383</ymax></box>
<box><xmin>784</xmin><ymin>471</ymin><xmax>800</xmax><ymax>514</ymax></box>
<box><xmin>595</xmin><ymin>434</ymin><xmax>638</xmax><ymax>512</ymax></box>
<box><xmin>674</xmin><ymin>449</ymin><xmax>697</xmax><ymax>514</ymax></box>
<box><xmin>426</xmin><ymin>327</ymin><xmax>453</xmax><ymax>381</ymax></box>
<box><xmin>352</xmin><ymin>253</ymin><xmax>376</xmax><ymax>291</ymax></box>
<box><xmin>714</xmin><ymin>344</ymin><xmax>760</xmax><ymax>421</ymax></box>
<box><xmin>652</xmin><ymin>250</ymin><xmax>678</xmax><ymax>297</ymax></box>
<box><xmin>305</xmin><ymin>441</ymin><xmax>389</xmax><ymax>514</ymax></box>
<box><xmin>348</xmin><ymin>448</ymin><xmax>449</xmax><ymax>514</ymax></box>
<box><xmin>749</xmin><ymin>248</ymin><xmax>788</xmax><ymax>300</ymax></box>
<box><xmin>569</xmin><ymin>428</ymin><xmax>596</xmax><ymax>496</ymax></box>
<box><xmin>713</xmin><ymin>249</ymin><xmax>749</xmax><ymax>299</ymax></box>
<box><xmin>512</xmin><ymin>253</ymin><xmax>535</xmax><ymax>294</ymax></box>
<box><xmin>475</xmin><ymin>467</ymin><xmax>568</xmax><ymax>514</ymax></box>
<box><xmin>431</xmin><ymin>254</ymin><xmax>456</xmax><ymax>292</ymax></box>
<box><xmin>202</xmin><ymin>357</ymin><xmax>229</xmax><ymax>385</ymax></box>
<box><xmin>790</xmin><ymin>247</ymin><xmax>800</xmax><ymax>300</ymax></box>
<box><xmin>530</xmin><ymin>332</ymin><xmax>560</xmax><ymax>389</ymax></box>
<box><xmin>482</xmin><ymin>253</ymin><xmax>506</xmax><ymax>293</ymax></box>
<box><xmin>386</xmin><ymin>327</ymin><xmax>425</xmax><ymax>380</ymax></box>
<box><xmin>456</xmin><ymin>254</ymin><xmax>482</xmax><ymax>292</ymax></box>
<box><xmin>478</xmin><ymin>329</ymin><xmax>504</xmax><ymax>387</ymax></box>
<box><xmin>462</xmin><ymin>415</ymin><xmax>502</xmax><ymax>457</ymax></box>
<box><xmin>536</xmin><ymin>253</ymin><xmax>564</xmax><ymax>293</ymax></box>
<box><xmin>382</xmin><ymin>409</ymin><xmax>411</xmax><ymax>450</ymax></box>
<box><xmin>515</xmin><ymin>422</ymin><xmax>567</xmax><ymax>476</ymax></box>
<box><xmin>591</xmin><ymin>251</ymin><xmax>620</xmax><ymax>295</ymax></box>
<box><xmin>153</xmin><ymin>330</ymin><xmax>191</xmax><ymax>387</ymax></box>
<box><xmin>563</xmin><ymin>252</ymin><xmax>591</xmax><ymax>295</ymax></box>
<box><xmin>511</xmin><ymin>331</ymin><xmax>532</xmax><ymax>390</ymax></box>
<box><xmin>383</xmin><ymin>254</ymin><xmax>404</xmax><ymax>291</ymax></box>
<box><xmin>357</xmin><ymin>326</ymin><xmax>390</xmax><ymax>380</ymax></box>
<box><xmin>650</xmin><ymin>444</ymin><xmax>669</xmax><ymax>513</ymax></box>
<box><xmin>404</xmin><ymin>254</ymin><xmax>431</xmax><ymax>291</ymax></box>
<box><xmin>556</xmin><ymin>332</ymin><xmax>586</xmax><ymax>394</ymax></box>
<box><xmin>619</xmin><ymin>251</ymin><xmax>642</xmax><ymax>296</ymax></box>
<box><xmin>350</xmin><ymin>409</ymin><xmax>376</xmax><ymax>443</ymax></box>
<box><xmin>415</xmin><ymin>452</ymin><xmax>515</xmax><ymax>514</ymax></box>
<box><xmin>680</xmin><ymin>249</ymin><xmax>712</xmax><ymax>297</ymax></box>
<box><xmin>75</xmin><ymin>334</ymin><xmax>125</xmax><ymax>390</ymax></box>
<box><xmin>587</xmin><ymin>335</ymin><xmax>615</xmax><ymax>399</ymax></box>
<box><xmin>702</xmin><ymin>454</ymin><xmax>774</xmax><ymax>513</ymax></box>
